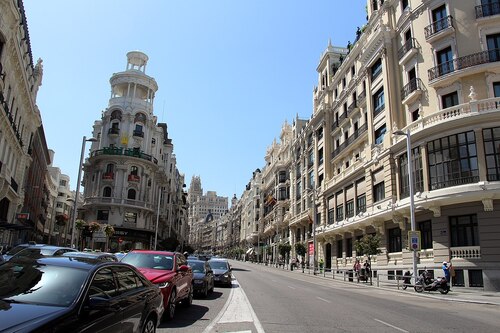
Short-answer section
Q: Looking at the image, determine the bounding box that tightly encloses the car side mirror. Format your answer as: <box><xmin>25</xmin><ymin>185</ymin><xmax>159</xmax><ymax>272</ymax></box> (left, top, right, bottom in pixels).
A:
<box><xmin>86</xmin><ymin>296</ymin><xmax>110</xmax><ymax>310</ymax></box>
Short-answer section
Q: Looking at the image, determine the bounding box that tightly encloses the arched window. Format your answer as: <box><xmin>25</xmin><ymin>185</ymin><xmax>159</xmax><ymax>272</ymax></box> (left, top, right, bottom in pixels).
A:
<box><xmin>131</xmin><ymin>166</ymin><xmax>139</xmax><ymax>176</ymax></box>
<box><xmin>134</xmin><ymin>113</ymin><xmax>146</xmax><ymax>123</ymax></box>
<box><xmin>128</xmin><ymin>189</ymin><xmax>136</xmax><ymax>200</ymax></box>
<box><xmin>103</xmin><ymin>187</ymin><xmax>112</xmax><ymax>197</ymax></box>
<box><xmin>106</xmin><ymin>163</ymin><xmax>114</xmax><ymax>173</ymax></box>
<box><xmin>110</xmin><ymin>110</ymin><xmax>122</xmax><ymax>121</ymax></box>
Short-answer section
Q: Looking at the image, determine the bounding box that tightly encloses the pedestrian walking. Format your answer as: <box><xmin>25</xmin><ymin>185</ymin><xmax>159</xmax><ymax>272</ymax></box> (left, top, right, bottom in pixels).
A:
<box><xmin>353</xmin><ymin>259</ymin><xmax>361</xmax><ymax>281</ymax></box>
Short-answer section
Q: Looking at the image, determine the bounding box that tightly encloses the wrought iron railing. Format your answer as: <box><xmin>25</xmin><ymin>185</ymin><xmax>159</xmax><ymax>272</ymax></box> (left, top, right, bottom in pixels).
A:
<box><xmin>331</xmin><ymin>123</ymin><xmax>368</xmax><ymax>159</ymax></box>
<box><xmin>424</xmin><ymin>15</ymin><xmax>453</xmax><ymax>39</ymax></box>
<box><xmin>428</xmin><ymin>48</ymin><xmax>500</xmax><ymax>81</ymax></box>
<box><xmin>347</xmin><ymin>100</ymin><xmax>358</xmax><ymax>116</ymax></box>
<box><xmin>429</xmin><ymin>175</ymin><xmax>480</xmax><ymax>190</ymax></box>
<box><xmin>398</xmin><ymin>38</ymin><xmax>417</xmax><ymax>60</ymax></box>
<box><xmin>401</xmin><ymin>78</ymin><xmax>423</xmax><ymax>100</ymax></box>
<box><xmin>91</xmin><ymin>147</ymin><xmax>158</xmax><ymax>164</ymax></box>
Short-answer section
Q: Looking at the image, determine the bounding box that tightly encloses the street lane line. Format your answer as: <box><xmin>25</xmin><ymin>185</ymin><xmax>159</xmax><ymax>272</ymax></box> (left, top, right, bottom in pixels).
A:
<box><xmin>316</xmin><ymin>296</ymin><xmax>331</xmax><ymax>303</ymax></box>
<box><xmin>373</xmin><ymin>318</ymin><xmax>409</xmax><ymax>332</ymax></box>
<box><xmin>287</xmin><ymin>286</ymin><xmax>296</xmax><ymax>289</ymax></box>
<box><xmin>202</xmin><ymin>279</ymin><xmax>265</xmax><ymax>333</ymax></box>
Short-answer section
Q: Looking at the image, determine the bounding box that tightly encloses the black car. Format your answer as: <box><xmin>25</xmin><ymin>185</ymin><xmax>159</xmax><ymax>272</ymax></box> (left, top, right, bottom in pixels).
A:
<box><xmin>9</xmin><ymin>245</ymin><xmax>77</xmax><ymax>260</ymax></box>
<box><xmin>187</xmin><ymin>259</ymin><xmax>214</xmax><ymax>298</ymax></box>
<box><xmin>208</xmin><ymin>259</ymin><xmax>232</xmax><ymax>287</ymax></box>
<box><xmin>0</xmin><ymin>256</ymin><xmax>164</xmax><ymax>332</ymax></box>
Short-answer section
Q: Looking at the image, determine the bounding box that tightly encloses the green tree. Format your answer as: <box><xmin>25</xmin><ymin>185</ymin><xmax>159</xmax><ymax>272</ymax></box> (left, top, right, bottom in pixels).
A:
<box><xmin>354</xmin><ymin>234</ymin><xmax>381</xmax><ymax>284</ymax></box>
<box><xmin>294</xmin><ymin>242</ymin><xmax>307</xmax><ymax>257</ymax></box>
<box><xmin>278</xmin><ymin>243</ymin><xmax>291</xmax><ymax>258</ymax></box>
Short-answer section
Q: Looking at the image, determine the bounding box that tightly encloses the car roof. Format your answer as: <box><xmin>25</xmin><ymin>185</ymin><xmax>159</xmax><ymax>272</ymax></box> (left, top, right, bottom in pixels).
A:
<box><xmin>7</xmin><ymin>256</ymin><xmax>113</xmax><ymax>270</ymax></box>
<box><xmin>128</xmin><ymin>250</ymin><xmax>176</xmax><ymax>255</ymax></box>
<box><xmin>62</xmin><ymin>251</ymin><xmax>116</xmax><ymax>258</ymax></box>
<box><xmin>209</xmin><ymin>258</ymin><xmax>228</xmax><ymax>262</ymax></box>
<box><xmin>187</xmin><ymin>259</ymin><xmax>207</xmax><ymax>264</ymax></box>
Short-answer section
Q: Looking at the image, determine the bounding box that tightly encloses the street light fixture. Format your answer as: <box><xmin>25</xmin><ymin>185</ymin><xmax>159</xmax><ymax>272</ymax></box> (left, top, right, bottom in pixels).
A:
<box><xmin>70</xmin><ymin>136</ymin><xmax>97</xmax><ymax>249</ymax></box>
<box><xmin>394</xmin><ymin>129</ymin><xmax>418</xmax><ymax>284</ymax></box>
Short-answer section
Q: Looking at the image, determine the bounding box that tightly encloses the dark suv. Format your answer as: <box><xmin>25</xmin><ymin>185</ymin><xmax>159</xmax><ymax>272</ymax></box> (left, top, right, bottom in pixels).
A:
<box><xmin>121</xmin><ymin>250</ymin><xmax>193</xmax><ymax>320</ymax></box>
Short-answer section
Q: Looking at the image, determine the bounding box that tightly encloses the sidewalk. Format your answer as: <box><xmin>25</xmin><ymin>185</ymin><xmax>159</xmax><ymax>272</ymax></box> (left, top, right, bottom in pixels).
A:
<box><xmin>255</xmin><ymin>262</ymin><xmax>500</xmax><ymax>306</ymax></box>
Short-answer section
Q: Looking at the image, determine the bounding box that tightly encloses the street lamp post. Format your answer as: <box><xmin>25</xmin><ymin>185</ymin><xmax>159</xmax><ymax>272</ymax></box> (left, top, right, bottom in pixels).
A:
<box><xmin>70</xmin><ymin>136</ymin><xmax>97</xmax><ymax>249</ymax></box>
<box><xmin>307</xmin><ymin>187</ymin><xmax>317</xmax><ymax>275</ymax></box>
<box><xmin>394</xmin><ymin>129</ymin><xmax>418</xmax><ymax>284</ymax></box>
<box><xmin>154</xmin><ymin>187</ymin><xmax>162</xmax><ymax>250</ymax></box>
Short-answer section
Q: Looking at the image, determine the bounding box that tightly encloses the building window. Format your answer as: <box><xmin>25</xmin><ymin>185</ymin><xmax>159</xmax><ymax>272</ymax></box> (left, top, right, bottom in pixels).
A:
<box><xmin>483</xmin><ymin>127</ymin><xmax>500</xmax><ymax>181</ymax></box>
<box><xmin>401</xmin><ymin>0</ymin><xmax>409</xmax><ymax>10</ymax></box>
<box><xmin>124</xmin><ymin>212</ymin><xmax>137</xmax><ymax>224</ymax></box>
<box><xmin>356</xmin><ymin>194</ymin><xmax>366</xmax><ymax>214</ymax></box>
<box><xmin>308</xmin><ymin>151</ymin><xmax>314</xmax><ymax>168</ymax></box>
<box><xmin>103</xmin><ymin>187</ymin><xmax>112</xmax><ymax>198</ymax></box>
<box><xmin>373</xmin><ymin>182</ymin><xmax>385</xmax><ymax>202</ymax></box>
<box><xmin>346</xmin><ymin>199</ymin><xmax>354</xmax><ymax>218</ymax></box>
<box><xmin>431</xmin><ymin>4</ymin><xmax>449</xmax><ymax>34</ymax></box>
<box><xmin>374</xmin><ymin>124</ymin><xmax>386</xmax><ymax>144</ymax></box>
<box><xmin>373</xmin><ymin>87</ymin><xmax>385</xmax><ymax>116</ymax></box>
<box><xmin>336</xmin><ymin>204</ymin><xmax>344</xmax><ymax>222</ymax></box>
<box><xmin>318</xmin><ymin>147</ymin><xmax>323</xmax><ymax>165</ymax></box>
<box><xmin>399</xmin><ymin>146</ymin><xmax>424</xmax><ymax>198</ymax></box>
<box><xmin>97</xmin><ymin>210</ymin><xmax>109</xmax><ymax>221</ymax></box>
<box><xmin>337</xmin><ymin>239</ymin><xmax>343</xmax><ymax>258</ymax></box>
<box><xmin>436</xmin><ymin>46</ymin><xmax>454</xmax><ymax>77</ymax></box>
<box><xmin>427</xmin><ymin>131</ymin><xmax>479</xmax><ymax>190</ymax></box>
<box><xmin>106</xmin><ymin>164</ymin><xmax>114</xmax><ymax>173</ymax></box>
<box><xmin>131</xmin><ymin>166</ymin><xmax>139</xmax><ymax>176</ymax></box>
<box><xmin>468</xmin><ymin>270</ymin><xmax>484</xmax><ymax>288</ymax></box>
<box><xmin>278</xmin><ymin>187</ymin><xmax>287</xmax><ymax>201</ymax></box>
<box><xmin>127</xmin><ymin>189</ymin><xmax>136</xmax><ymax>200</ymax></box>
<box><xmin>388</xmin><ymin>227</ymin><xmax>402</xmax><ymax>253</ymax></box>
<box><xmin>346</xmin><ymin>238</ymin><xmax>353</xmax><ymax>257</ymax></box>
<box><xmin>59</xmin><ymin>180</ymin><xmax>67</xmax><ymax>186</ymax></box>
<box><xmin>328</xmin><ymin>207</ymin><xmax>334</xmax><ymax>224</ymax></box>
<box><xmin>494</xmin><ymin>82</ymin><xmax>500</xmax><ymax>97</ymax></box>
<box><xmin>441</xmin><ymin>91</ymin><xmax>459</xmax><ymax>109</ymax></box>
<box><xmin>450</xmin><ymin>214</ymin><xmax>479</xmax><ymax>247</ymax></box>
<box><xmin>371</xmin><ymin>58</ymin><xmax>382</xmax><ymax>81</ymax></box>
<box><xmin>278</xmin><ymin>171</ymin><xmax>287</xmax><ymax>183</ymax></box>
<box><xmin>309</xmin><ymin>170</ymin><xmax>314</xmax><ymax>188</ymax></box>
<box><xmin>418</xmin><ymin>220</ymin><xmax>433</xmax><ymax>249</ymax></box>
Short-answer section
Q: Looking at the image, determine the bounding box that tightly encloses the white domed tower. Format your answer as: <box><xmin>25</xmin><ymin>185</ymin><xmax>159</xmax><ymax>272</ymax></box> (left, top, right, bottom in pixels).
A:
<box><xmin>82</xmin><ymin>51</ymin><xmax>185</xmax><ymax>251</ymax></box>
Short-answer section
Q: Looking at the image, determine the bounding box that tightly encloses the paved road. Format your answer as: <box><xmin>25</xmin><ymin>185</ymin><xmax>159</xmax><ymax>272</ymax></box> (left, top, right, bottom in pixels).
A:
<box><xmin>159</xmin><ymin>260</ymin><xmax>500</xmax><ymax>333</ymax></box>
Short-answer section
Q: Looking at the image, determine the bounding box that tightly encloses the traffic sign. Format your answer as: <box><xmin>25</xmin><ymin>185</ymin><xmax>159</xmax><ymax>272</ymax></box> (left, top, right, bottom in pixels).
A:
<box><xmin>408</xmin><ymin>230</ymin><xmax>421</xmax><ymax>251</ymax></box>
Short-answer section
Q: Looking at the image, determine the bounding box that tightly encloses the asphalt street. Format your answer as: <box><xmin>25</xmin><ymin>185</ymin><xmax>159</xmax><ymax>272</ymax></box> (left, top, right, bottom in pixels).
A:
<box><xmin>158</xmin><ymin>260</ymin><xmax>500</xmax><ymax>333</ymax></box>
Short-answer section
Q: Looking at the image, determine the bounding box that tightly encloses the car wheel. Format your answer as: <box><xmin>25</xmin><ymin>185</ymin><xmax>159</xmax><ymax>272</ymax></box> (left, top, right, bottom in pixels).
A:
<box><xmin>184</xmin><ymin>286</ymin><xmax>193</xmax><ymax>307</ymax></box>
<box><xmin>142</xmin><ymin>315</ymin><xmax>156</xmax><ymax>333</ymax></box>
<box><xmin>164</xmin><ymin>289</ymin><xmax>176</xmax><ymax>321</ymax></box>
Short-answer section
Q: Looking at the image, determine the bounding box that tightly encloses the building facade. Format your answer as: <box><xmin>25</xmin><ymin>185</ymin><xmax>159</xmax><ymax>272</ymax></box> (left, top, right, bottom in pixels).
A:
<box><xmin>0</xmin><ymin>0</ymin><xmax>45</xmax><ymax>245</ymax></box>
<box><xmin>82</xmin><ymin>51</ymin><xmax>187</xmax><ymax>252</ymax></box>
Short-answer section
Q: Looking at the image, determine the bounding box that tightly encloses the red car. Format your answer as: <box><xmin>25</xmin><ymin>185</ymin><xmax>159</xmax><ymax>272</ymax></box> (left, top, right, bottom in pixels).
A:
<box><xmin>121</xmin><ymin>250</ymin><xmax>193</xmax><ymax>320</ymax></box>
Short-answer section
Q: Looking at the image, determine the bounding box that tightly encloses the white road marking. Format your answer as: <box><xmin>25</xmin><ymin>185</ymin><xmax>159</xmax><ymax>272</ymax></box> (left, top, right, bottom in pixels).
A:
<box><xmin>202</xmin><ymin>279</ymin><xmax>265</xmax><ymax>333</ymax></box>
<box><xmin>287</xmin><ymin>285</ymin><xmax>296</xmax><ymax>289</ymax></box>
<box><xmin>316</xmin><ymin>296</ymin><xmax>331</xmax><ymax>303</ymax></box>
<box><xmin>373</xmin><ymin>318</ymin><xmax>409</xmax><ymax>332</ymax></box>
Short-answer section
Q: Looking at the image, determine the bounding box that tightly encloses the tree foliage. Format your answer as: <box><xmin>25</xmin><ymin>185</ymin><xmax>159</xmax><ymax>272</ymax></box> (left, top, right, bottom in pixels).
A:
<box><xmin>278</xmin><ymin>243</ymin><xmax>291</xmax><ymax>257</ymax></box>
<box><xmin>354</xmin><ymin>234</ymin><xmax>381</xmax><ymax>258</ymax></box>
<box><xmin>295</xmin><ymin>242</ymin><xmax>307</xmax><ymax>257</ymax></box>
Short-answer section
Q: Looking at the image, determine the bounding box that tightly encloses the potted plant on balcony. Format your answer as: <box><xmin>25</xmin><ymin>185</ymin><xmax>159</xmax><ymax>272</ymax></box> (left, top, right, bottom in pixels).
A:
<box><xmin>55</xmin><ymin>214</ymin><xmax>69</xmax><ymax>226</ymax></box>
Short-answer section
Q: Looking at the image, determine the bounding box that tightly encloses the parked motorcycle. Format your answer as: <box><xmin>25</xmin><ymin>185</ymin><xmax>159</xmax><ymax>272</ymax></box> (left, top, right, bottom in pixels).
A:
<box><xmin>414</xmin><ymin>269</ymin><xmax>450</xmax><ymax>294</ymax></box>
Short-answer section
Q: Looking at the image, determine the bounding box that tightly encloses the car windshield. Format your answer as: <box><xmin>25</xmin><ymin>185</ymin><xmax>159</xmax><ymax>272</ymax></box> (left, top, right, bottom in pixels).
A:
<box><xmin>13</xmin><ymin>248</ymin><xmax>60</xmax><ymax>259</ymax></box>
<box><xmin>5</xmin><ymin>245</ymin><xmax>29</xmax><ymax>256</ymax></box>
<box><xmin>209</xmin><ymin>261</ymin><xmax>229</xmax><ymax>270</ymax></box>
<box><xmin>122</xmin><ymin>252</ymin><xmax>173</xmax><ymax>270</ymax></box>
<box><xmin>188</xmin><ymin>261</ymin><xmax>206</xmax><ymax>273</ymax></box>
<box><xmin>0</xmin><ymin>258</ymin><xmax>88</xmax><ymax>307</ymax></box>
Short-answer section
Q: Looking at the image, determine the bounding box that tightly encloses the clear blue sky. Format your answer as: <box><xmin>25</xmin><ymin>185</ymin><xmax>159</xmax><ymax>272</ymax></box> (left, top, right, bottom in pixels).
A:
<box><xmin>24</xmin><ymin>0</ymin><xmax>366</xmax><ymax>200</ymax></box>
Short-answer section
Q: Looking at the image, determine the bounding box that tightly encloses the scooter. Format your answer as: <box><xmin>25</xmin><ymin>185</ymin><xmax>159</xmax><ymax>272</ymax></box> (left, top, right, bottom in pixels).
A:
<box><xmin>414</xmin><ymin>269</ymin><xmax>450</xmax><ymax>294</ymax></box>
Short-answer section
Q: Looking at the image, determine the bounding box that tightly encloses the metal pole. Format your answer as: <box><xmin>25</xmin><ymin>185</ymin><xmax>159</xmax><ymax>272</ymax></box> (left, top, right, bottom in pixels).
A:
<box><xmin>70</xmin><ymin>136</ymin><xmax>87</xmax><ymax>248</ymax></box>
<box><xmin>405</xmin><ymin>129</ymin><xmax>418</xmax><ymax>284</ymax></box>
<box><xmin>154</xmin><ymin>187</ymin><xmax>161</xmax><ymax>250</ymax></box>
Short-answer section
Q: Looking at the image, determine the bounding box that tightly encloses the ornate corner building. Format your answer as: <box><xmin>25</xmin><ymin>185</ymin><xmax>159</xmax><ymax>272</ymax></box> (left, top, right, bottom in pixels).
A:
<box><xmin>81</xmin><ymin>51</ymin><xmax>188</xmax><ymax>251</ymax></box>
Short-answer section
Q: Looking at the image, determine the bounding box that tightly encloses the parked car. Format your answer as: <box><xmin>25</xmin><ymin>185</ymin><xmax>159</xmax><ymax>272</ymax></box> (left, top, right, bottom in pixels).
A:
<box><xmin>2</xmin><ymin>242</ymin><xmax>41</xmax><ymax>261</ymax></box>
<box><xmin>0</xmin><ymin>256</ymin><xmax>164</xmax><ymax>332</ymax></box>
<box><xmin>114</xmin><ymin>252</ymin><xmax>128</xmax><ymax>261</ymax></box>
<box><xmin>121</xmin><ymin>250</ymin><xmax>193</xmax><ymax>320</ymax></box>
<box><xmin>208</xmin><ymin>258</ymin><xmax>232</xmax><ymax>287</ymax></box>
<box><xmin>187</xmin><ymin>259</ymin><xmax>214</xmax><ymax>298</ymax></box>
<box><xmin>9</xmin><ymin>245</ymin><xmax>77</xmax><ymax>260</ymax></box>
<box><xmin>62</xmin><ymin>251</ymin><xmax>118</xmax><ymax>262</ymax></box>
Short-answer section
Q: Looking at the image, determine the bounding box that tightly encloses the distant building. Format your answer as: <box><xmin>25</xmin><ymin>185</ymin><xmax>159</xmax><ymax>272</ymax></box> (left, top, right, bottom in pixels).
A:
<box><xmin>81</xmin><ymin>51</ymin><xmax>187</xmax><ymax>251</ymax></box>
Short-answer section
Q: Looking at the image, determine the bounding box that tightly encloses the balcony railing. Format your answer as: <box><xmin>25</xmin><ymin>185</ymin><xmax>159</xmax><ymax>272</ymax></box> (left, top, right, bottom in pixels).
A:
<box><xmin>476</xmin><ymin>2</ymin><xmax>500</xmax><ymax>19</ymax></box>
<box><xmin>84</xmin><ymin>196</ymin><xmax>155</xmax><ymax>211</ymax></box>
<box><xmin>108</xmin><ymin>127</ymin><xmax>120</xmax><ymax>135</ymax></box>
<box><xmin>430</xmin><ymin>175</ymin><xmax>480</xmax><ymax>190</ymax></box>
<box><xmin>128</xmin><ymin>174</ymin><xmax>140</xmax><ymax>182</ymax></box>
<box><xmin>331</xmin><ymin>123</ymin><xmax>368</xmax><ymax>159</ymax></box>
<box><xmin>398</xmin><ymin>38</ymin><xmax>417</xmax><ymax>60</ymax></box>
<box><xmin>401</xmin><ymin>78</ymin><xmax>423</xmax><ymax>100</ymax></box>
<box><xmin>428</xmin><ymin>48</ymin><xmax>500</xmax><ymax>81</ymax></box>
<box><xmin>102</xmin><ymin>172</ymin><xmax>114</xmax><ymax>180</ymax></box>
<box><xmin>450</xmin><ymin>246</ymin><xmax>481</xmax><ymax>259</ymax></box>
<box><xmin>347</xmin><ymin>100</ymin><xmax>358</xmax><ymax>116</ymax></box>
<box><xmin>358</xmin><ymin>90</ymin><xmax>366</xmax><ymax>105</ymax></box>
<box><xmin>424</xmin><ymin>15</ymin><xmax>453</xmax><ymax>39</ymax></box>
<box><xmin>91</xmin><ymin>147</ymin><xmax>158</xmax><ymax>164</ymax></box>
